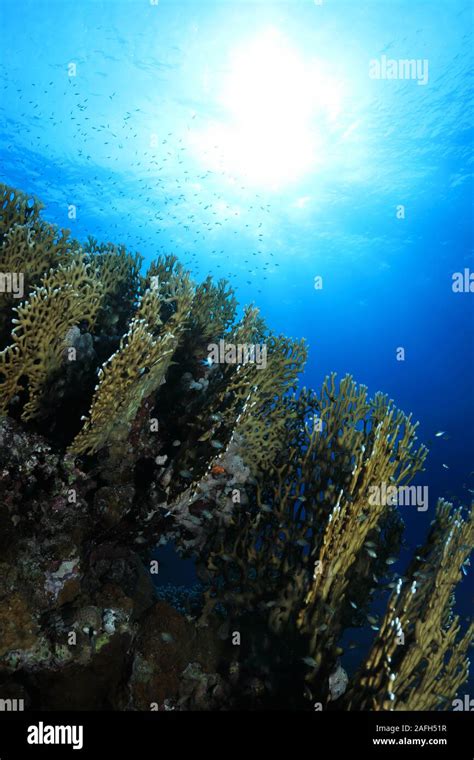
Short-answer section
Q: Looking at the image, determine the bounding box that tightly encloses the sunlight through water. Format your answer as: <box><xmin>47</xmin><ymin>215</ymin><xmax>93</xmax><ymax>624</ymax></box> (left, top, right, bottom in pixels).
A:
<box><xmin>191</xmin><ymin>27</ymin><xmax>345</xmax><ymax>188</ymax></box>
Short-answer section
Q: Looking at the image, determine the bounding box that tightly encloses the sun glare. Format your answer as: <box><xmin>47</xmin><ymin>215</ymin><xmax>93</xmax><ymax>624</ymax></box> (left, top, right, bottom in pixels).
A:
<box><xmin>192</xmin><ymin>28</ymin><xmax>344</xmax><ymax>188</ymax></box>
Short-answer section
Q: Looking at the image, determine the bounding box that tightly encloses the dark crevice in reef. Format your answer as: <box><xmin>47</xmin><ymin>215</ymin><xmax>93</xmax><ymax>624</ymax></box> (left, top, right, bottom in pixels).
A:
<box><xmin>0</xmin><ymin>183</ymin><xmax>472</xmax><ymax>711</ymax></box>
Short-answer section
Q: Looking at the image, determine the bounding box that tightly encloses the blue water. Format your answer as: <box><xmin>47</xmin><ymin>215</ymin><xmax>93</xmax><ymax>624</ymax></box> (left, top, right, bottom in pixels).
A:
<box><xmin>1</xmin><ymin>0</ymin><xmax>473</xmax><ymax>695</ymax></box>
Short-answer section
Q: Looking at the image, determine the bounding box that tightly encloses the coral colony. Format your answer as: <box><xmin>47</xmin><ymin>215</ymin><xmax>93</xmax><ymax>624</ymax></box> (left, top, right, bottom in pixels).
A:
<box><xmin>0</xmin><ymin>183</ymin><xmax>472</xmax><ymax>711</ymax></box>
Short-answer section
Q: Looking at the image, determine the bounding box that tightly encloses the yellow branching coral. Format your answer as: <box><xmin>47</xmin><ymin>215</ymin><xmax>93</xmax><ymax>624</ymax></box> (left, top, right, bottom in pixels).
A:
<box><xmin>231</xmin><ymin>305</ymin><xmax>267</xmax><ymax>346</ymax></box>
<box><xmin>0</xmin><ymin>184</ymin><xmax>43</xmax><ymax>238</ymax></box>
<box><xmin>0</xmin><ymin>188</ymin><xmax>79</xmax><ymax>342</ymax></box>
<box><xmin>144</xmin><ymin>254</ymin><xmax>186</xmax><ymax>300</ymax></box>
<box><xmin>188</xmin><ymin>277</ymin><xmax>238</xmax><ymax>343</ymax></box>
<box><xmin>84</xmin><ymin>237</ymin><xmax>143</xmax><ymax>331</ymax></box>
<box><xmin>0</xmin><ymin>261</ymin><xmax>102</xmax><ymax>420</ymax></box>
<box><xmin>266</xmin><ymin>379</ymin><xmax>427</xmax><ymax>682</ymax></box>
<box><xmin>0</xmin><ymin>224</ymin><xmax>68</xmax><ymax>287</ymax></box>
<box><xmin>0</xmin><ymin>183</ymin><xmax>471</xmax><ymax>713</ymax></box>
<box><xmin>293</xmin><ymin>405</ymin><xmax>424</xmax><ymax>669</ymax></box>
<box><xmin>227</xmin><ymin>335</ymin><xmax>307</xmax><ymax>472</ymax></box>
<box><xmin>69</xmin><ymin>277</ymin><xmax>193</xmax><ymax>458</ymax></box>
<box><xmin>199</xmin><ymin>375</ymin><xmax>428</xmax><ymax>672</ymax></box>
<box><xmin>301</xmin><ymin>374</ymin><xmax>427</xmax><ymax>496</ymax></box>
<box><xmin>144</xmin><ymin>252</ymin><xmax>182</xmax><ymax>280</ymax></box>
<box><xmin>84</xmin><ymin>237</ymin><xmax>142</xmax><ymax>291</ymax></box>
<box><xmin>1</xmin><ymin>185</ymin><xmax>76</xmax><ymax>274</ymax></box>
<box><xmin>344</xmin><ymin>500</ymin><xmax>473</xmax><ymax>710</ymax></box>
<box><xmin>188</xmin><ymin>307</ymin><xmax>306</xmax><ymax>477</ymax></box>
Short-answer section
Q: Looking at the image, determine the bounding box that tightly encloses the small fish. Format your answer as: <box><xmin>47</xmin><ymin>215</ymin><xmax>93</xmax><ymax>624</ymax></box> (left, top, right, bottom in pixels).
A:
<box><xmin>350</xmin><ymin>601</ymin><xmax>358</xmax><ymax>609</ymax></box>
<box><xmin>301</xmin><ymin>656</ymin><xmax>317</xmax><ymax>668</ymax></box>
<box><xmin>442</xmin><ymin>463</ymin><xmax>449</xmax><ymax>470</ymax></box>
<box><xmin>370</xmin><ymin>625</ymin><xmax>380</xmax><ymax>631</ymax></box>
<box><xmin>366</xmin><ymin>548</ymin><xmax>377</xmax><ymax>558</ymax></box>
<box><xmin>348</xmin><ymin>642</ymin><xmax>358</xmax><ymax>650</ymax></box>
<box><xmin>179</xmin><ymin>469</ymin><xmax>192</xmax><ymax>479</ymax></box>
<box><xmin>211</xmin><ymin>439</ymin><xmax>223</xmax><ymax>449</ymax></box>
<box><xmin>367</xmin><ymin>615</ymin><xmax>378</xmax><ymax>625</ymax></box>
<box><xmin>172</xmin><ymin>440</ymin><xmax>181</xmax><ymax>446</ymax></box>
<box><xmin>160</xmin><ymin>632</ymin><xmax>174</xmax><ymax>643</ymax></box>
<box><xmin>260</xmin><ymin>504</ymin><xmax>272</xmax><ymax>513</ymax></box>
<box><xmin>435</xmin><ymin>431</ymin><xmax>446</xmax><ymax>438</ymax></box>
<box><xmin>198</xmin><ymin>430</ymin><xmax>213</xmax><ymax>442</ymax></box>
<box><xmin>296</xmin><ymin>539</ymin><xmax>309</xmax><ymax>547</ymax></box>
<box><xmin>386</xmin><ymin>557</ymin><xmax>398</xmax><ymax>565</ymax></box>
<box><xmin>317</xmin><ymin>624</ymin><xmax>328</xmax><ymax>632</ymax></box>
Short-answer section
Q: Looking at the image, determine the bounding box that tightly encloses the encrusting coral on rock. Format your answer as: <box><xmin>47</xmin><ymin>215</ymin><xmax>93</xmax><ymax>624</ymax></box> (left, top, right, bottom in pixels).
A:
<box><xmin>0</xmin><ymin>183</ymin><xmax>471</xmax><ymax>711</ymax></box>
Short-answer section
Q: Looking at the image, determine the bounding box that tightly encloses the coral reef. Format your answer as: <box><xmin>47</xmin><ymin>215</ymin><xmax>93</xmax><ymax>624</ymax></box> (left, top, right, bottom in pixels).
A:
<box><xmin>0</xmin><ymin>183</ymin><xmax>471</xmax><ymax>711</ymax></box>
<box><xmin>69</xmin><ymin>281</ymin><xmax>192</xmax><ymax>462</ymax></box>
<box><xmin>0</xmin><ymin>261</ymin><xmax>102</xmax><ymax>420</ymax></box>
<box><xmin>343</xmin><ymin>500</ymin><xmax>473</xmax><ymax>710</ymax></box>
<box><xmin>154</xmin><ymin>583</ymin><xmax>205</xmax><ymax>616</ymax></box>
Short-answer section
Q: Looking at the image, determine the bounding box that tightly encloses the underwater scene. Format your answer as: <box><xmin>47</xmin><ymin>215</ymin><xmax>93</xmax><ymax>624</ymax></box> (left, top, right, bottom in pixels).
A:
<box><xmin>0</xmin><ymin>0</ymin><xmax>473</xmax><ymax>727</ymax></box>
